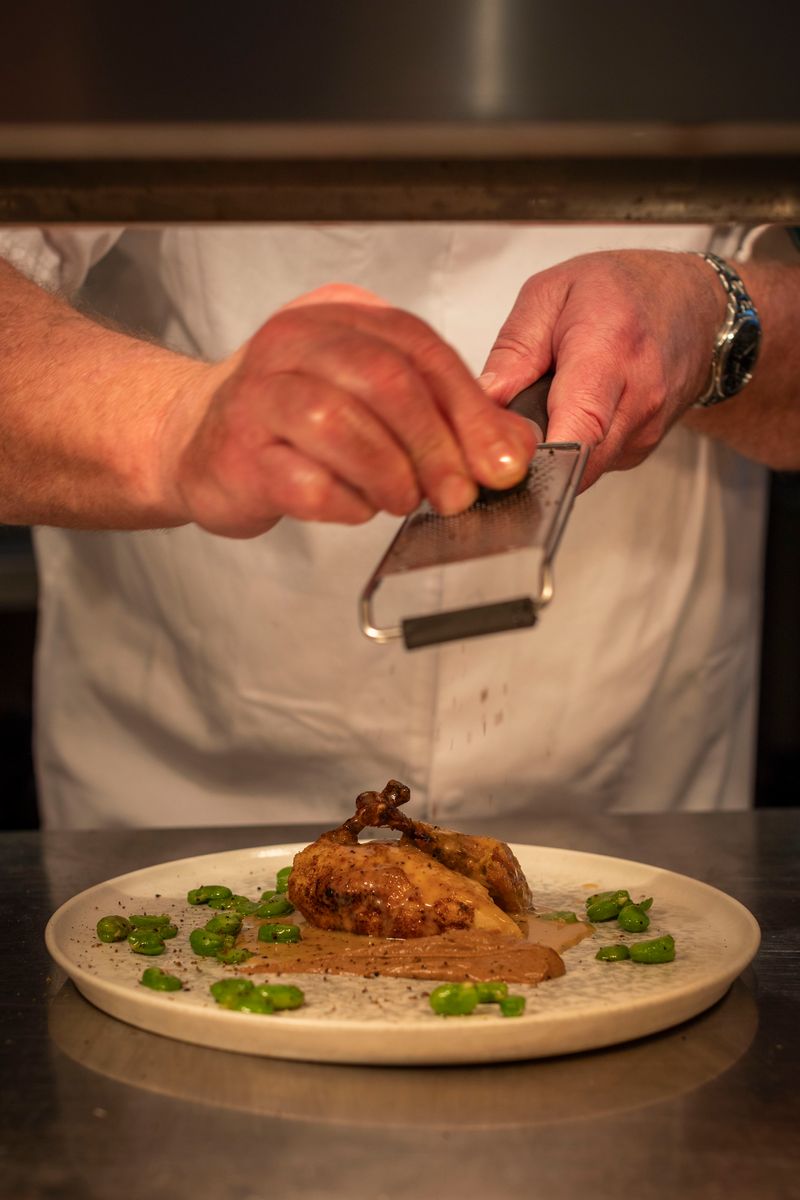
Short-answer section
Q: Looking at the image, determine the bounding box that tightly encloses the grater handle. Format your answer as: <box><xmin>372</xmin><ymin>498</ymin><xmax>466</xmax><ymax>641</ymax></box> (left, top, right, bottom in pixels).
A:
<box><xmin>475</xmin><ymin>372</ymin><xmax>554</xmax><ymax>503</ymax></box>
<box><xmin>402</xmin><ymin>598</ymin><xmax>537</xmax><ymax>650</ymax></box>
<box><xmin>506</xmin><ymin>371</ymin><xmax>553</xmax><ymax>439</ymax></box>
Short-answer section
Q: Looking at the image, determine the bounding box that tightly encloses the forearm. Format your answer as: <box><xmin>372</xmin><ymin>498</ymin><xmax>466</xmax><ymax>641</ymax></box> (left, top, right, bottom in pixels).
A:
<box><xmin>0</xmin><ymin>258</ymin><xmax>215</xmax><ymax>528</ymax></box>
<box><xmin>682</xmin><ymin>260</ymin><xmax>800</xmax><ymax>469</ymax></box>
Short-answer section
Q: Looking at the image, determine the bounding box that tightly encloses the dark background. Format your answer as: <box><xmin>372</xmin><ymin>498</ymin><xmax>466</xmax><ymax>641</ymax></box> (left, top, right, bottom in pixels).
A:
<box><xmin>2</xmin><ymin>2</ymin><xmax>799</xmax><ymax>125</ymax></box>
<box><xmin>0</xmin><ymin>528</ymin><xmax>38</xmax><ymax>829</ymax></box>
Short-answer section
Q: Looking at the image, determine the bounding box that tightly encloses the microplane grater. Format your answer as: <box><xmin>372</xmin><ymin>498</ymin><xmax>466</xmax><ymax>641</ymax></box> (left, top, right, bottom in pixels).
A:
<box><xmin>359</xmin><ymin>375</ymin><xmax>588</xmax><ymax>650</ymax></box>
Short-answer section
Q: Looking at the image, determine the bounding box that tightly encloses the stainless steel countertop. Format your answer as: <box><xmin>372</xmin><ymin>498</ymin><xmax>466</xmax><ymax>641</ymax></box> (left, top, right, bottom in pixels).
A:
<box><xmin>3</xmin><ymin>810</ymin><xmax>798</xmax><ymax>1200</ymax></box>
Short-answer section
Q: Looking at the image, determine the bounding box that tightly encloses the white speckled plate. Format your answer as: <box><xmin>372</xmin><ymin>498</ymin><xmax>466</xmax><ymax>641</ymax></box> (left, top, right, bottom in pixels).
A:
<box><xmin>45</xmin><ymin>843</ymin><xmax>760</xmax><ymax>1065</ymax></box>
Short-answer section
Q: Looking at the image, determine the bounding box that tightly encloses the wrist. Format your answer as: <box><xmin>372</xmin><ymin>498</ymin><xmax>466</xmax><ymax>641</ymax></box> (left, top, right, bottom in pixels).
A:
<box><xmin>151</xmin><ymin>358</ymin><xmax>231</xmax><ymax>527</ymax></box>
<box><xmin>682</xmin><ymin>253</ymin><xmax>730</xmax><ymax>405</ymax></box>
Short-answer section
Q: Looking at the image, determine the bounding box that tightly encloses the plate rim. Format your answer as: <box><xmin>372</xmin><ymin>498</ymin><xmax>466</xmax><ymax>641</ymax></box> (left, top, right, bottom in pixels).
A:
<box><xmin>44</xmin><ymin>841</ymin><xmax>761</xmax><ymax>1060</ymax></box>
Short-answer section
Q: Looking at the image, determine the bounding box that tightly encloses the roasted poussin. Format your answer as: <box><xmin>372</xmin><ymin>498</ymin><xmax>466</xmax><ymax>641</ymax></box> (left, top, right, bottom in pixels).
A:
<box><xmin>347</xmin><ymin>780</ymin><xmax>533</xmax><ymax>914</ymax></box>
<box><xmin>287</xmin><ymin>780</ymin><xmax>532</xmax><ymax>939</ymax></box>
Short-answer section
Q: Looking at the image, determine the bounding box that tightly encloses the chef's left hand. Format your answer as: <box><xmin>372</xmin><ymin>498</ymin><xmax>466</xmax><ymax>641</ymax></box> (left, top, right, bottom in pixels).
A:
<box><xmin>479</xmin><ymin>250</ymin><xmax>726</xmax><ymax>490</ymax></box>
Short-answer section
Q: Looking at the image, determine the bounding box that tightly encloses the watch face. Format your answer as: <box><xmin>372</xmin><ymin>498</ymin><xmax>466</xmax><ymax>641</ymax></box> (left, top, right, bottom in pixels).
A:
<box><xmin>720</xmin><ymin>314</ymin><xmax>761</xmax><ymax>398</ymax></box>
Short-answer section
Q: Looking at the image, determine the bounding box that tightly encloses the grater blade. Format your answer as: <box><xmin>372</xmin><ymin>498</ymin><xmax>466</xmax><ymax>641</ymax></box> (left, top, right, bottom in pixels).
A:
<box><xmin>359</xmin><ymin>377</ymin><xmax>588</xmax><ymax>650</ymax></box>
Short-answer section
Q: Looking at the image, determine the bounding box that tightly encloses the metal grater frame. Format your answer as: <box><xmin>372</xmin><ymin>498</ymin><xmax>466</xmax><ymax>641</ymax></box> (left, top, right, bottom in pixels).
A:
<box><xmin>359</xmin><ymin>438</ymin><xmax>588</xmax><ymax>650</ymax></box>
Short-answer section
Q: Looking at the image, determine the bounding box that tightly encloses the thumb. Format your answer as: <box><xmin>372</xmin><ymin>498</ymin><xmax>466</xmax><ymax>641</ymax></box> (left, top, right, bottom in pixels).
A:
<box><xmin>478</xmin><ymin>347</ymin><xmax>550</xmax><ymax>406</ymax></box>
<box><xmin>479</xmin><ymin>278</ymin><xmax>565</xmax><ymax>405</ymax></box>
<box><xmin>544</xmin><ymin>353</ymin><xmax>622</xmax><ymax>450</ymax></box>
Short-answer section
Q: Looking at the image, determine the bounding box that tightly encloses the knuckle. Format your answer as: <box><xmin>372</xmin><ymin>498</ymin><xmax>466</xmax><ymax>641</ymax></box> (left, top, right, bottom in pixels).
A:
<box><xmin>376</xmin><ymin>306</ymin><xmax>432</xmax><ymax>341</ymax></box>
<box><xmin>274</xmin><ymin>458</ymin><xmax>374</xmax><ymax>525</ymax></box>
<box><xmin>568</xmin><ymin>404</ymin><xmax>612</xmax><ymax>447</ymax></box>
<box><xmin>300</xmin><ymin>391</ymin><xmax>349</xmax><ymax>436</ymax></box>
<box><xmin>284</xmin><ymin>470</ymin><xmax>336</xmax><ymax>521</ymax></box>
<box><xmin>491</xmin><ymin>328</ymin><xmax>535</xmax><ymax>362</ymax></box>
<box><xmin>412</xmin><ymin>335</ymin><xmax>460</xmax><ymax>379</ymax></box>
<box><xmin>258</xmin><ymin>308</ymin><xmax>308</xmax><ymax>344</ymax></box>
<box><xmin>296</xmin><ymin>282</ymin><xmax>385</xmax><ymax>308</ymax></box>
<box><xmin>371</xmin><ymin>352</ymin><xmax>419</xmax><ymax>397</ymax></box>
<box><xmin>374</xmin><ymin>309</ymin><xmax>466</xmax><ymax>378</ymax></box>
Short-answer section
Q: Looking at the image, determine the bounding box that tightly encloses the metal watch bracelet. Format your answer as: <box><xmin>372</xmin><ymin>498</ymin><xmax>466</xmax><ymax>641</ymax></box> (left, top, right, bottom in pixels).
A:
<box><xmin>693</xmin><ymin>252</ymin><xmax>761</xmax><ymax>408</ymax></box>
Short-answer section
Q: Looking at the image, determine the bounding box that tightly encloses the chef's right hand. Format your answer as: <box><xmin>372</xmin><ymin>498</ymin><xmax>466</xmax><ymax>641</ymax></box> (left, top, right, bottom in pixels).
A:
<box><xmin>169</xmin><ymin>285</ymin><xmax>535</xmax><ymax>538</ymax></box>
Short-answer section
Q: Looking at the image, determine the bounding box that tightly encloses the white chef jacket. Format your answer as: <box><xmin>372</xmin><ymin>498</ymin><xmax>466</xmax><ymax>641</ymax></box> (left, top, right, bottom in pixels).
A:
<box><xmin>0</xmin><ymin>224</ymin><xmax>766</xmax><ymax>828</ymax></box>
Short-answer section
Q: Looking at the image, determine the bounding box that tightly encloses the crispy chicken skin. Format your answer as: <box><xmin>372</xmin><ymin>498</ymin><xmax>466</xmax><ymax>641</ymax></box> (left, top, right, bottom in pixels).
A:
<box><xmin>287</xmin><ymin>780</ymin><xmax>532</xmax><ymax>939</ymax></box>
<box><xmin>348</xmin><ymin>780</ymin><xmax>533</xmax><ymax>914</ymax></box>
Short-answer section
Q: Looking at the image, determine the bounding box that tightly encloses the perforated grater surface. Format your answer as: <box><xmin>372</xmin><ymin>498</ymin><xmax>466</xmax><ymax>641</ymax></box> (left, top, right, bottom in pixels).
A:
<box><xmin>359</xmin><ymin>377</ymin><xmax>588</xmax><ymax>649</ymax></box>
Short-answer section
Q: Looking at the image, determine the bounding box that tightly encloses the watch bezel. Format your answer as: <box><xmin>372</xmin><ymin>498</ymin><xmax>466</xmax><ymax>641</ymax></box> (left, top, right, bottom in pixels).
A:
<box><xmin>693</xmin><ymin>254</ymin><xmax>761</xmax><ymax>408</ymax></box>
<box><xmin>717</xmin><ymin>311</ymin><xmax>761</xmax><ymax>400</ymax></box>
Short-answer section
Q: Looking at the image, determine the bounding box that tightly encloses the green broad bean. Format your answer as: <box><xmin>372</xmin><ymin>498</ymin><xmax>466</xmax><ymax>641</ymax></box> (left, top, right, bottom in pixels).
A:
<box><xmin>596</xmin><ymin>945</ymin><xmax>631</xmax><ymax>961</ymax></box>
<box><xmin>587</xmin><ymin>889</ymin><xmax>631</xmax><ymax>908</ymax></box>
<box><xmin>210</xmin><ymin>978</ymin><xmax>254</xmax><ymax>1007</ymax></box>
<box><xmin>140</xmin><ymin>967</ymin><xmax>183</xmax><ymax>991</ymax></box>
<box><xmin>215</xmin><ymin>948</ymin><xmax>253</xmax><ymax>966</ymax></box>
<box><xmin>429</xmin><ymin>981</ymin><xmax>524</xmax><ymax>1017</ymax></box>
<box><xmin>254</xmin><ymin>984</ymin><xmax>305</xmax><ymax>1010</ymax></box>
<box><xmin>212</xmin><ymin>894</ymin><xmax>260</xmax><ymax>915</ymax></box>
<box><xmin>257</xmin><ymin>922</ymin><xmax>301</xmax><ymax>944</ymax></box>
<box><xmin>153</xmin><ymin>923</ymin><xmax>178</xmax><ymax>940</ymax></box>
<box><xmin>128</xmin><ymin>913</ymin><xmax>171</xmax><ymax>930</ymax></box>
<box><xmin>585</xmin><ymin>898</ymin><xmax>622</xmax><ymax>922</ymax></box>
<box><xmin>234</xmin><ymin>991</ymin><xmax>274</xmax><ymax>1014</ymax></box>
<box><xmin>275</xmin><ymin>866</ymin><xmax>293</xmax><ymax>894</ymax></box>
<box><xmin>189</xmin><ymin>928</ymin><xmax>235</xmax><ymax>957</ymax></box>
<box><xmin>255</xmin><ymin>895</ymin><xmax>295</xmax><ymax>919</ymax></box>
<box><xmin>498</xmin><ymin>995</ymin><xmax>526</xmax><ymax>1018</ymax></box>
<box><xmin>585</xmin><ymin>889</ymin><xmax>632</xmax><ymax>922</ymax></box>
<box><xmin>259</xmin><ymin>890</ymin><xmax>275</xmax><ymax>903</ymax></box>
<box><xmin>208</xmin><ymin>978</ymin><xmax>303</xmax><ymax>1014</ymax></box>
<box><xmin>630</xmin><ymin>935</ymin><xmax>676</xmax><ymax>964</ymax></box>
<box><xmin>639</xmin><ymin>897</ymin><xmax>654</xmax><ymax>912</ymax></box>
<box><xmin>204</xmin><ymin>913</ymin><xmax>243</xmax><ymax>936</ymax></box>
<box><xmin>475</xmin><ymin>981</ymin><xmax>509</xmax><ymax>1003</ymax></box>
<box><xmin>96</xmin><ymin>915</ymin><xmax>131</xmax><ymax>943</ymax></box>
<box><xmin>540</xmin><ymin>911</ymin><xmax>579</xmax><ymax>923</ymax></box>
<box><xmin>187</xmin><ymin>885</ymin><xmax>233</xmax><ymax>906</ymax></box>
<box><xmin>617</xmin><ymin>904</ymin><xmax>651</xmax><ymax>933</ymax></box>
<box><xmin>127</xmin><ymin>930</ymin><xmax>166</xmax><ymax>956</ymax></box>
<box><xmin>429</xmin><ymin>983</ymin><xmax>480</xmax><ymax>1016</ymax></box>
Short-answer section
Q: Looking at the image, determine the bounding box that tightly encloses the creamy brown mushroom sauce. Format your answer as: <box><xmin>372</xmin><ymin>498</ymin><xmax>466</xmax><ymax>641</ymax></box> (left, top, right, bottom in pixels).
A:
<box><xmin>238</xmin><ymin>912</ymin><xmax>592</xmax><ymax>985</ymax></box>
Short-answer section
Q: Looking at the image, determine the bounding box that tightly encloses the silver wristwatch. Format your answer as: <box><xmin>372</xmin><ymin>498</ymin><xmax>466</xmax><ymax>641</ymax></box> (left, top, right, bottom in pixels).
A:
<box><xmin>693</xmin><ymin>252</ymin><xmax>761</xmax><ymax>408</ymax></box>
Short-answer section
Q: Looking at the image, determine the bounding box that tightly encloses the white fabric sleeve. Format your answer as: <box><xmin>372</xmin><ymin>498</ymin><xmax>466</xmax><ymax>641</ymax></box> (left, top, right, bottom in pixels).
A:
<box><xmin>707</xmin><ymin>224</ymin><xmax>795</xmax><ymax>263</ymax></box>
<box><xmin>0</xmin><ymin>226</ymin><xmax>123</xmax><ymax>294</ymax></box>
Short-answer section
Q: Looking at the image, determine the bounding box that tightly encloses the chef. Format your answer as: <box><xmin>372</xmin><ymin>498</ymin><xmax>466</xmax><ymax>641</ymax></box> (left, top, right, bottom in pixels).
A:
<box><xmin>0</xmin><ymin>223</ymin><xmax>797</xmax><ymax>828</ymax></box>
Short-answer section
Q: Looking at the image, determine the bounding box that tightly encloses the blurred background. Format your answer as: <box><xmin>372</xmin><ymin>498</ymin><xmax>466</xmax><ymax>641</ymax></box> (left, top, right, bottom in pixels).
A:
<box><xmin>1</xmin><ymin>1</ymin><xmax>798</xmax><ymax>826</ymax></box>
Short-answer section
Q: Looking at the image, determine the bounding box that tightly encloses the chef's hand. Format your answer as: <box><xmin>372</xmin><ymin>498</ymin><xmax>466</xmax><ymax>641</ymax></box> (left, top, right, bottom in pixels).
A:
<box><xmin>172</xmin><ymin>284</ymin><xmax>535</xmax><ymax>537</ymax></box>
<box><xmin>480</xmin><ymin>250</ymin><xmax>726</xmax><ymax>490</ymax></box>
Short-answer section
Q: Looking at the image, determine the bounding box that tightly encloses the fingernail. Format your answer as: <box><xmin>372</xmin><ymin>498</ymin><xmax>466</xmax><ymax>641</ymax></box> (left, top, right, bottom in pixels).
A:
<box><xmin>437</xmin><ymin>473</ymin><xmax>477</xmax><ymax>515</ymax></box>
<box><xmin>484</xmin><ymin>439</ymin><xmax>528</xmax><ymax>484</ymax></box>
<box><xmin>477</xmin><ymin>372</ymin><xmax>497</xmax><ymax>391</ymax></box>
<box><xmin>520</xmin><ymin>415</ymin><xmax>545</xmax><ymax>443</ymax></box>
